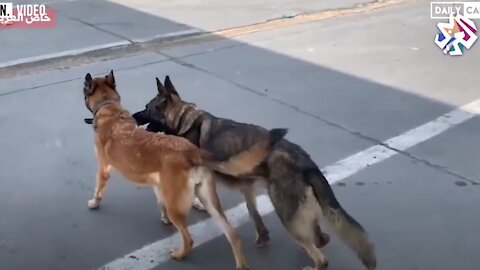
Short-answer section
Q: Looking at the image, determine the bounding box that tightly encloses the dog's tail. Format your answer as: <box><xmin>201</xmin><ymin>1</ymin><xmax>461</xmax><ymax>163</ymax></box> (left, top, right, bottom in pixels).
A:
<box><xmin>307</xmin><ymin>169</ymin><xmax>377</xmax><ymax>270</ymax></box>
<box><xmin>201</xmin><ymin>128</ymin><xmax>287</xmax><ymax>177</ymax></box>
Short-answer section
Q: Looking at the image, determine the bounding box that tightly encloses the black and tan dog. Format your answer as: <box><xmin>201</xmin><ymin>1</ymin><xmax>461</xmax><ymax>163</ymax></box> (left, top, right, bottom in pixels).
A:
<box><xmin>82</xmin><ymin>70</ymin><xmax>288</xmax><ymax>270</ymax></box>
<box><xmin>132</xmin><ymin>76</ymin><xmax>378</xmax><ymax>270</ymax></box>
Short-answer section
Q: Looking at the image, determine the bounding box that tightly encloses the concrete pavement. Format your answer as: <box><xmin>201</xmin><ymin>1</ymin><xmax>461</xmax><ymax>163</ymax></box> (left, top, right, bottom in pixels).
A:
<box><xmin>1</xmin><ymin>0</ymin><xmax>480</xmax><ymax>270</ymax></box>
<box><xmin>1</xmin><ymin>0</ymin><xmax>378</xmax><ymax>68</ymax></box>
<box><xmin>108</xmin><ymin>0</ymin><xmax>373</xmax><ymax>32</ymax></box>
<box><xmin>1</xmin><ymin>0</ymin><xmax>196</xmax><ymax>66</ymax></box>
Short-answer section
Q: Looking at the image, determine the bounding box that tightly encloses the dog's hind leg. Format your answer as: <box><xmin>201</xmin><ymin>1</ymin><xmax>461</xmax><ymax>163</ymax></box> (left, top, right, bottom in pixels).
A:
<box><xmin>268</xmin><ymin>184</ymin><xmax>328</xmax><ymax>270</ymax></box>
<box><xmin>288</xmin><ymin>206</ymin><xmax>328</xmax><ymax>270</ymax></box>
<box><xmin>152</xmin><ymin>187</ymin><xmax>171</xmax><ymax>225</ymax></box>
<box><xmin>196</xmin><ymin>169</ymin><xmax>249</xmax><ymax>270</ymax></box>
<box><xmin>241</xmin><ymin>185</ymin><xmax>269</xmax><ymax>247</ymax></box>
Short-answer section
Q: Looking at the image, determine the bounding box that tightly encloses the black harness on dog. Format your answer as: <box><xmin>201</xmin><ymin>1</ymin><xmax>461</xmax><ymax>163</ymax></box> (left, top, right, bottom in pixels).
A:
<box><xmin>83</xmin><ymin>99</ymin><xmax>117</xmax><ymax>125</ymax></box>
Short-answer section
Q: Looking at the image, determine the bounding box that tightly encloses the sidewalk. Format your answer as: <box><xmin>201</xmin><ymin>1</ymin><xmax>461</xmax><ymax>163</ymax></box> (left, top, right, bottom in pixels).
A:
<box><xmin>1</xmin><ymin>0</ymin><xmax>375</xmax><ymax>68</ymax></box>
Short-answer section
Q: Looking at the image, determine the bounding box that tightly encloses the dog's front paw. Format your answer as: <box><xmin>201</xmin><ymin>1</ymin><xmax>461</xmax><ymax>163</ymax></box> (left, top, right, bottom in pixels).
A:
<box><xmin>170</xmin><ymin>249</ymin><xmax>187</xmax><ymax>260</ymax></box>
<box><xmin>87</xmin><ymin>198</ymin><xmax>100</xmax><ymax>209</ymax></box>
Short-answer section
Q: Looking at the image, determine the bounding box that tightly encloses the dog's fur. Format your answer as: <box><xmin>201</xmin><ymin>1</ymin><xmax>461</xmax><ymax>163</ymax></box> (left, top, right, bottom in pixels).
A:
<box><xmin>132</xmin><ymin>76</ymin><xmax>378</xmax><ymax>270</ymax></box>
<box><xmin>82</xmin><ymin>71</ymin><xmax>288</xmax><ymax>270</ymax></box>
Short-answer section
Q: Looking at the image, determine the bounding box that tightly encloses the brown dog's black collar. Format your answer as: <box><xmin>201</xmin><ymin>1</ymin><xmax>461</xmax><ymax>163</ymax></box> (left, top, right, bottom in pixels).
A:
<box><xmin>84</xmin><ymin>99</ymin><xmax>117</xmax><ymax>125</ymax></box>
<box><xmin>92</xmin><ymin>99</ymin><xmax>116</xmax><ymax>116</ymax></box>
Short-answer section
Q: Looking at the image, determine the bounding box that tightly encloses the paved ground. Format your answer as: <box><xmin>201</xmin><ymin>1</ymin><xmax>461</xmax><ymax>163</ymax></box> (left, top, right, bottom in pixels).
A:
<box><xmin>1</xmin><ymin>0</ymin><xmax>374</xmax><ymax>66</ymax></box>
<box><xmin>1</xmin><ymin>0</ymin><xmax>480</xmax><ymax>270</ymax></box>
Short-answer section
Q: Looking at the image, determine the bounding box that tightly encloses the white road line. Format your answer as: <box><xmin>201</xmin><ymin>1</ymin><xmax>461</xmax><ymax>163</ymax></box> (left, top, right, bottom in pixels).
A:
<box><xmin>97</xmin><ymin>99</ymin><xmax>480</xmax><ymax>270</ymax></box>
<box><xmin>100</xmin><ymin>195</ymin><xmax>274</xmax><ymax>270</ymax></box>
<box><xmin>324</xmin><ymin>99</ymin><xmax>480</xmax><ymax>182</ymax></box>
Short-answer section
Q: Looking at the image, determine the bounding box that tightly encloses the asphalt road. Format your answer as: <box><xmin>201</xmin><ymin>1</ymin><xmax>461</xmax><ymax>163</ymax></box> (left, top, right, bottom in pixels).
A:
<box><xmin>1</xmin><ymin>1</ymin><xmax>479</xmax><ymax>270</ymax></box>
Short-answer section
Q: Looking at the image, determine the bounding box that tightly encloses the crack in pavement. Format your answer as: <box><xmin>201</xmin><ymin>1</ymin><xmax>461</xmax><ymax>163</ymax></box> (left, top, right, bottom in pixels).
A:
<box><xmin>63</xmin><ymin>16</ymin><xmax>135</xmax><ymax>44</ymax></box>
<box><xmin>394</xmin><ymin>149</ymin><xmax>480</xmax><ymax>186</ymax></box>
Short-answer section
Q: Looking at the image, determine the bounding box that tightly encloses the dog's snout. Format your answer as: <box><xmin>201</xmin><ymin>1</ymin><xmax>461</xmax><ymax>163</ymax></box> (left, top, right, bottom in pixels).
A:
<box><xmin>132</xmin><ymin>110</ymin><xmax>149</xmax><ymax>125</ymax></box>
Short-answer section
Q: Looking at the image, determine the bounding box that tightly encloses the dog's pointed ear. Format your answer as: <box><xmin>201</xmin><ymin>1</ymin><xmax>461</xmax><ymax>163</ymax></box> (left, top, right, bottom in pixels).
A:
<box><xmin>84</xmin><ymin>73</ymin><xmax>95</xmax><ymax>95</ymax></box>
<box><xmin>164</xmin><ymin>75</ymin><xmax>179</xmax><ymax>96</ymax></box>
<box><xmin>105</xmin><ymin>70</ymin><xmax>116</xmax><ymax>88</ymax></box>
<box><xmin>85</xmin><ymin>73</ymin><xmax>93</xmax><ymax>84</ymax></box>
<box><xmin>156</xmin><ymin>77</ymin><xmax>169</xmax><ymax>95</ymax></box>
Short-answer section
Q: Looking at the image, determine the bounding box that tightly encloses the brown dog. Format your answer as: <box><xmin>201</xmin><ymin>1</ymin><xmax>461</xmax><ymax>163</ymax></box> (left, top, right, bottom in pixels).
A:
<box><xmin>82</xmin><ymin>70</ymin><xmax>288</xmax><ymax>270</ymax></box>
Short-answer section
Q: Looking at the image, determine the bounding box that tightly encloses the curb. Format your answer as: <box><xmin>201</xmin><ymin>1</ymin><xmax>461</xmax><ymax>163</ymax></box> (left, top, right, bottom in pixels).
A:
<box><xmin>0</xmin><ymin>29</ymin><xmax>203</xmax><ymax>70</ymax></box>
